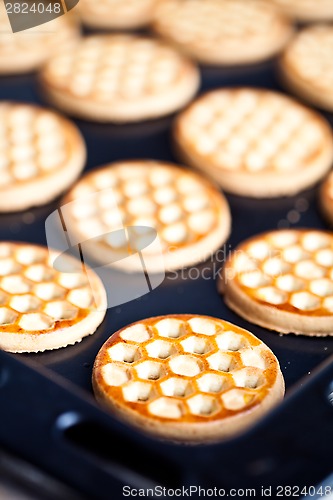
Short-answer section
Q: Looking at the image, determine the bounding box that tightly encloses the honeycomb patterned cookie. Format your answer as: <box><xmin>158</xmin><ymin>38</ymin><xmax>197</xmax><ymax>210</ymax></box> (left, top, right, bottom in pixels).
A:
<box><xmin>40</xmin><ymin>34</ymin><xmax>200</xmax><ymax>123</ymax></box>
<box><xmin>281</xmin><ymin>26</ymin><xmax>333</xmax><ymax>111</ymax></box>
<box><xmin>153</xmin><ymin>0</ymin><xmax>293</xmax><ymax>65</ymax></box>
<box><xmin>174</xmin><ymin>88</ymin><xmax>333</xmax><ymax>198</ymax></box>
<box><xmin>0</xmin><ymin>102</ymin><xmax>86</xmax><ymax>212</ymax></box>
<box><xmin>321</xmin><ymin>172</ymin><xmax>333</xmax><ymax>227</ymax></box>
<box><xmin>221</xmin><ymin>229</ymin><xmax>333</xmax><ymax>336</ymax></box>
<box><xmin>272</xmin><ymin>0</ymin><xmax>333</xmax><ymax>21</ymax></box>
<box><xmin>0</xmin><ymin>4</ymin><xmax>79</xmax><ymax>75</ymax></box>
<box><xmin>79</xmin><ymin>0</ymin><xmax>158</xmax><ymax>29</ymax></box>
<box><xmin>62</xmin><ymin>160</ymin><xmax>231</xmax><ymax>273</ymax></box>
<box><xmin>0</xmin><ymin>242</ymin><xmax>107</xmax><ymax>353</ymax></box>
<box><xmin>93</xmin><ymin>314</ymin><xmax>284</xmax><ymax>442</ymax></box>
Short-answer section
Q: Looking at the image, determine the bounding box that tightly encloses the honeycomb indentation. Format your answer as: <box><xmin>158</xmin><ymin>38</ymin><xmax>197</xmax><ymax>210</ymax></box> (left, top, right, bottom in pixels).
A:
<box><xmin>1</xmin><ymin>275</ymin><xmax>31</xmax><ymax>294</ymax></box>
<box><xmin>120</xmin><ymin>323</ymin><xmax>150</xmax><ymax>343</ymax></box>
<box><xmin>149</xmin><ymin>397</ymin><xmax>183</xmax><ymax>419</ymax></box>
<box><xmin>19</xmin><ymin>313</ymin><xmax>54</xmax><ymax>331</ymax></box>
<box><xmin>290</xmin><ymin>292</ymin><xmax>321</xmax><ymax>311</ymax></box>
<box><xmin>169</xmin><ymin>355</ymin><xmax>201</xmax><ymax>377</ymax></box>
<box><xmin>146</xmin><ymin>339</ymin><xmax>175</xmax><ymax>359</ymax></box>
<box><xmin>24</xmin><ymin>264</ymin><xmax>55</xmax><ymax>283</ymax></box>
<box><xmin>108</xmin><ymin>343</ymin><xmax>141</xmax><ymax>363</ymax></box>
<box><xmin>222</xmin><ymin>389</ymin><xmax>255</xmax><ymax>411</ymax></box>
<box><xmin>232</xmin><ymin>368</ymin><xmax>264</xmax><ymax>389</ymax></box>
<box><xmin>43</xmin><ymin>301</ymin><xmax>79</xmax><ymax>320</ymax></box>
<box><xmin>0</xmin><ymin>258</ymin><xmax>22</xmax><ymax>276</ymax></box>
<box><xmin>102</xmin><ymin>363</ymin><xmax>129</xmax><ymax>387</ymax></box>
<box><xmin>123</xmin><ymin>381</ymin><xmax>153</xmax><ymax>403</ymax></box>
<box><xmin>160</xmin><ymin>377</ymin><xmax>193</xmax><ymax>397</ymax></box>
<box><xmin>197</xmin><ymin>373</ymin><xmax>227</xmax><ymax>393</ymax></box>
<box><xmin>34</xmin><ymin>283</ymin><xmax>66</xmax><ymax>301</ymax></box>
<box><xmin>134</xmin><ymin>360</ymin><xmax>164</xmax><ymax>380</ymax></box>
<box><xmin>10</xmin><ymin>294</ymin><xmax>42</xmax><ymax>313</ymax></box>
<box><xmin>187</xmin><ymin>394</ymin><xmax>220</xmax><ymax>417</ymax></box>
<box><xmin>187</xmin><ymin>316</ymin><xmax>217</xmax><ymax>336</ymax></box>
<box><xmin>155</xmin><ymin>318</ymin><xmax>185</xmax><ymax>338</ymax></box>
<box><xmin>207</xmin><ymin>351</ymin><xmax>234</xmax><ymax>372</ymax></box>
<box><xmin>0</xmin><ymin>307</ymin><xmax>18</xmax><ymax>325</ymax></box>
<box><xmin>180</xmin><ymin>336</ymin><xmax>212</xmax><ymax>355</ymax></box>
<box><xmin>215</xmin><ymin>331</ymin><xmax>247</xmax><ymax>351</ymax></box>
<box><xmin>67</xmin><ymin>288</ymin><xmax>93</xmax><ymax>308</ymax></box>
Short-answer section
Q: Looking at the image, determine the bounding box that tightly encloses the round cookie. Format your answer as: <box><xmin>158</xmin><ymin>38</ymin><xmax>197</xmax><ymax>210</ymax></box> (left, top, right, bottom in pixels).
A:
<box><xmin>152</xmin><ymin>0</ymin><xmax>293</xmax><ymax>66</ymax></box>
<box><xmin>0</xmin><ymin>242</ymin><xmax>107</xmax><ymax>353</ymax></box>
<box><xmin>40</xmin><ymin>34</ymin><xmax>200</xmax><ymax>123</ymax></box>
<box><xmin>62</xmin><ymin>160</ymin><xmax>231</xmax><ymax>273</ymax></box>
<box><xmin>271</xmin><ymin>0</ymin><xmax>333</xmax><ymax>22</ymax></box>
<box><xmin>280</xmin><ymin>25</ymin><xmax>333</xmax><ymax>112</ymax></box>
<box><xmin>79</xmin><ymin>0</ymin><xmax>158</xmax><ymax>30</ymax></box>
<box><xmin>93</xmin><ymin>314</ymin><xmax>285</xmax><ymax>443</ymax></box>
<box><xmin>0</xmin><ymin>4</ymin><xmax>79</xmax><ymax>75</ymax></box>
<box><xmin>320</xmin><ymin>172</ymin><xmax>333</xmax><ymax>227</ymax></box>
<box><xmin>174</xmin><ymin>88</ymin><xmax>333</xmax><ymax>198</ymax></box>
<box><xmin>220</xmin><ymin>229</ymin><xmax>333</xmax><ymax>336</ymax></box>
<box><xmin>0</xmin><ymin>102</ymin><xmax>86</xmax><ymax>212</ymax></box>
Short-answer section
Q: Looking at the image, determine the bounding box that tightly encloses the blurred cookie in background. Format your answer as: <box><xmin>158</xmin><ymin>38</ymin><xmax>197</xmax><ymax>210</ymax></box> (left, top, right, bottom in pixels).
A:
<box><xmin>40</xmin><ymin>34</ymin><xmax>200</xmax><ymax>122</ymax></box>
<box><xmin>174</xmin><ymin>88</ymin><xmax>333</xmax><ymax>198</ymax></box>
<box><xmin>0</xmin><ymin>102</ymin><xmax>86</xmax><ymax>212</ymax></box>
<box><xmin>280</xmin><ymin>25</ymin><xmax>333</xmax><ymax>112</ymax></box>
<box><xmin>271</xmin><ymin>0</ymin><xmax>333</xmax><ymax>22</ymax></box>
<box><xmin>0</xmin><ymin>3</ymin><xmax>79</xmax><ymax>75</ymax></box>
<box><xmin>62</xmin><ymin>160</ymin><xmax>231</xmax><ymax>273</ymax></box>
<box><xmin>152</xmin><ymin>0</ymin><xmax>293</xmax><ymax>66</ymax></box>
<box><xmin>79</xmin><ymin>0</ymin><xmax>158</xmax><ymax>30</ymax></box>
<box><xmin>321</xmin><ymin>172</ymin><xmax>333</xmax><ymax>226</ymax></box>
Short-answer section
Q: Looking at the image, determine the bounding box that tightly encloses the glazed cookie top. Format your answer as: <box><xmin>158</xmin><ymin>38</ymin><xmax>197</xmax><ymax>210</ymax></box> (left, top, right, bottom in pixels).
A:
<box><xmin>281</xmin><ymin>26</ymin><xmax>333</xmax><ymax>95</ymax></box>
<box><xmin>225</xmin><ymin>230</ymin><xmax>333</xmax><ymax>317</ymax></box>
<box><xmin>93</xmin><ymin>315</ymin><xmax>282</xmax><ymax>424</ymax></box>
<box><xmin>153</xmin><ymin>0</ymin><xmax>292</xmax><ymax>64</ymax></box>
<box><xmin>175</xmin><ymin>88</ymin><xmax>333</xmax><ymax>175</ymax></box>
<box><xmin>0</xmin><ymin>242</ymin><xmax>103</xmax><ymax>335</ymax></box>
<box><xmin>0</xmin><ymin>102</ymin><xmax>85</xmax><ymax>191</ymax></box>
<box><xmin>63</xmin><ymin>161</ymin><xmax>229</xmax><ymax>258</ymax></box>
<box><xmin>41</xmin><ymin>35</ymin><xmax>198</xmax><ymax>105</ymax></box>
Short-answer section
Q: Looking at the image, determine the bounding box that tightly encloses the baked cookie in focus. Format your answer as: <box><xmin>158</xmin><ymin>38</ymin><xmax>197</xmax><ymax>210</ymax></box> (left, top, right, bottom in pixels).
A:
<box><xmin>40</xmin><ymin>35</ymin><xmax>200</xmax><ymax>123</ymax></box>
<box><xmin>62</xmin><ymin>160</ymin><xmax>231</xmax><ymax>273</ymax></box>
<box><xmin>220</xmin><ymin>229</ymin><xmax>333</xmax><ymax>336</ymax></box>
<box><xmin>0</xmin><ymin>102</ymin><xmax>86</xmax><ymax>212</ymax></box>
<box><xmin>153</xmin><ymin>0</ymin><xmax>293</xmax><ymax>65</ymax></box>
<box><xmin>0</xmin><ymin>242</ymin><xmax>107</xmax><ymax>353</ymax></box>
<box><xmin>174</xmin><ymin>88</ymin><xmax>333</xmax><ymax>198</ymax></box>
<box><xmin>93</xmin><ymin>314</ymin><xmax>284</xmax><ymax>442</ymax></box>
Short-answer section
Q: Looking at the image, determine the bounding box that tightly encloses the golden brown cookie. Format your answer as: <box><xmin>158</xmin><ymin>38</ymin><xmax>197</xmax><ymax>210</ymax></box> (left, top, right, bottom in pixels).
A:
<box><xmin>280</xmin><ymin>25</ymin><xmax>333</xmax><ymax>112</ymax></box>
<box><xmin>40</xmin><ymin>34</ymin><xmax>200</xmax><ymax>123</ymax></box>
<box><xmin>174</xmin><ymin>88</ymin><xmax>333</xmax><ymax>198</ymax></box>
<box><xmin>0</xmin><ymin>242</ymin><xmax>107</xmax><ymax>353</ymax></box>
<box><xmin>93</xmin><ymin>314</ymin><xmax>284</xmax><ymax>442</ymax></box>
<box><xmin>0</xmin><ymin>3</ymin><xmax>79</xmax><ymax>75</ymax></box>
<box><xmin>79</xmin><ymin>0</ymin><xmax>158</xmax><ymax>29</ymax></box>
<box><xmin>220</xmin><ymin>229</ymin><xmax>333</xmax><ymax>336</ymax></box>
<box><xmin>62</xmin><ymin>160</ymin><xmax>231</xmax><ymax>273</ymax></box>
<box><xmin>320</xmin><ymin>172</ymin><xmax>333</xmax><ymax>227</ymax></box>
<box><xmin>0</xmin><ymin>102</ymin><xmax>86</xmax><ymax>212</ymax></box>
<box><xmin>153</xmin><ymin>0</ymin><xmax>293</xmax><ymax>65</ymax></box>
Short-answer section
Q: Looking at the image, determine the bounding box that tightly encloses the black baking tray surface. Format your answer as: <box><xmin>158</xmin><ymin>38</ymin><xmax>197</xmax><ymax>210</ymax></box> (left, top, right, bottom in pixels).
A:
<box><xmin>0</xmin><ymin>57</ymin><xmax>332</xmax><ymax>499</ymax></box>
